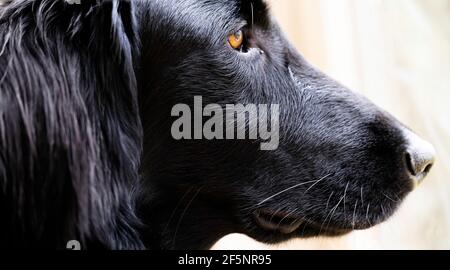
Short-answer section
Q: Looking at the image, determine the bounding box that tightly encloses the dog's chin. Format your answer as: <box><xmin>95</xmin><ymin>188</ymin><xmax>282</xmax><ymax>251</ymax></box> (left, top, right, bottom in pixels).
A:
<box><xmin>248</xmin><ymin>208</ymin><xmax>384</xmax><ymax>243</ymax></box>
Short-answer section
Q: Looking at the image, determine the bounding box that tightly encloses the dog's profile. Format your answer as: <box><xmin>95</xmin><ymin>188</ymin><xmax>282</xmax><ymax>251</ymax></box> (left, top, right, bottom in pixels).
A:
<box><xmin>0</xmin><ymin>0</ymin><xmax>436</xmax><ymax>249</ymax></box>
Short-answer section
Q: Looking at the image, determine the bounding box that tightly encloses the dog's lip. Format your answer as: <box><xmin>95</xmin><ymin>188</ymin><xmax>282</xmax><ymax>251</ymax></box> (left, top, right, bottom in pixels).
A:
<box><xmin>253</xmin><ymin>209</ymin><xmax>304</xmax><ymax>234</ymax></box>
<box><xmin>253</xmin><ymin>208</ymin><xmax>354</xmax><ymax>235</ymax></box>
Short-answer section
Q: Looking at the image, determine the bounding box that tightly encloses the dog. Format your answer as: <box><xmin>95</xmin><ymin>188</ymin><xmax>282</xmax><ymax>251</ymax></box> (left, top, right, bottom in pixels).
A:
<box><xmin>0</xmin><ymin>0</ymin><xmax>436</xmax><ymax>250</ymax></box>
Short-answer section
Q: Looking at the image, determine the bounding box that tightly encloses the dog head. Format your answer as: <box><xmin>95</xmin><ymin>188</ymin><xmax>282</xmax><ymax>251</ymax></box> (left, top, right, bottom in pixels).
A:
<box><xmin>136</xmin><ymin>0</ymin><xmax>435</xmax><ymax>249</ymax></box>
<box><xmin>1</xmin><ymin>0</ymin><xmax>434</xmax><ymax>250</ymax></box>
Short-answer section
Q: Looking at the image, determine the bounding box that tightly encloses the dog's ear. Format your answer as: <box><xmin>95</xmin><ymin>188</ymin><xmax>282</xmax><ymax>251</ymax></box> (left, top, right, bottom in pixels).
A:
<box><xmin>63</xmin><ymin>0</ymin><xmax>137</xmax><ymax>64</ymax></box>
<box><xmin>0</xmin><ymin>0</ymin><xmax>143</xmax><ymax>249</ymax></box>
<box><xmin>1</xmin><ymin>0</ymin><xmax>138</xmax><ymax>78</ymax></box>
<box><xmin>61</xmin><ymin>0</ymin><xmax>140</xmax><ymax>112</ymax></box>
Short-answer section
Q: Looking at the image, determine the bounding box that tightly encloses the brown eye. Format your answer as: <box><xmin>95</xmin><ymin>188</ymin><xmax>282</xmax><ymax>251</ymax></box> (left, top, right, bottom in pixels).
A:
<box><xmin>228</xmin><ymin>30</ymin><xmax>244</xmax><ymax>50</ymax></box>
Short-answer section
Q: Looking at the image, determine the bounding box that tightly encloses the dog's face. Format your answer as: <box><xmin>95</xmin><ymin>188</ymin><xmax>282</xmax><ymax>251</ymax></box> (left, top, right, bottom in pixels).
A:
<box><xmin>136</xmin><ymin>0</ymin><xmax>435</xmax><ymax>248</ymax></box>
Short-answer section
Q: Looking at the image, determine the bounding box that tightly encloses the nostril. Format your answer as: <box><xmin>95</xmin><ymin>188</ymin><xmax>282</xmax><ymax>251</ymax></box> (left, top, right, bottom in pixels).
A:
<box><xmin>405</xmin><ymin>147</ymin><xmax>435</xmax><ymax>180</ymax></box>
<box><xmin>405</xmin><ymin>152</ymin><xmax>416</xmax><ymax>176</ymax></box>
<box><xmin>423</xmin><ymin>163</ymin><xmax>433</xmax><ymax>174</ymax></box>
<box><xmin>402</xmin><ymin>128</ymin><xmax>436</xmax><ymax>184</ymax></box>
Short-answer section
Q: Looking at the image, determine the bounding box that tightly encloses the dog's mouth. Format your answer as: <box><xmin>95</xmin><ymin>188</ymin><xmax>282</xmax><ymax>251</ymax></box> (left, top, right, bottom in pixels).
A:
<box><xmin>254</xmin><ymin>209</ymin><xmax>303</xmax><ymax>234</ymax></box>
<box><xmin>253</xmin><ymin>209</ymin><xmax>352</xmax><ymax>236</ymax></box>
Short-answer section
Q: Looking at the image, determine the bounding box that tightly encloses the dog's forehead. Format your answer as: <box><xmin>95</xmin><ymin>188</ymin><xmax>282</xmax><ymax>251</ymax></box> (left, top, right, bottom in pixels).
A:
<box><xmin>141</xmin><ymin>0</ymin><xmax>268</xmax><ymax>37</ymax></box>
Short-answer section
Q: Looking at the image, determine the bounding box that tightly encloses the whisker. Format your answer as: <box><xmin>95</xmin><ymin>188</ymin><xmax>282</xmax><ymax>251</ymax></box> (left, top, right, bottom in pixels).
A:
<box><xmin>343</xmin><ymin>182</ymin><xmax>349</xmax><ymax>213</ymax></box>
<box><xmin>360</xmin><ymin>187</ymin><xmax>364</xmax><ymax>205</ymax></box>
<box><xmin>172</xmin><ymin>187</ymin><xmax>203</xmax><ymax>249</ymax></box>
<box><xmin>318</xmin><ymin>191</ymin><xmax>335</xmax><ymax>234</ymax></box>
<box><xmin>270</xmin><ymin>208</ymin><xmax>283</xmax><ymax>223</ymax></box>
<box><xmin>365</xmin><ymin>203</ymin><xmax>372</xmax><ymax>227</ymax></box>
<box><xmin>162</xmin><ymin>187</ymin><xmax>194</xmax><ymax>235</ymax></box>
<box><xmin>303</xmin><ymin>173</ymin><xmax>332</xmax><ymax>195</ymax></box>
<box><xmin>328</xmin><ymin>196</ymin><xmax>343</xmax><ymax>224</ymax></box>
<box><xmin>319</xmin><ymin>194</ymin><xmax>344</xmax><ymax>235</ymax></box>
<box><xmin>277</xmin><ymin>208</ymin><xmax>298</xmax><ymax>228</ymax></box>
<box><xmin>300</xmin><ymin>217</ymin><xmax>308</xmax><ymax>236</ymax></box>
<box><xmin>325</xmin><ymin>191</ymin><xmax>334</xmax><ymax>212</ymax></box>
<box><xmin>291</xmin><ymin>215</ymin><xmax>304</xmax><ymax>226</ymax></box>
<box><xmin>256</xmin><ymin>178</ymin><xmax>328</xmax><ymax>206</ymax></box>
<box><xmin>352</xmin><ymin>200</ymin><xmax>358</xmax><ymax>230</ymax></box>
<box><xmin>383</xmin><ymin>192</ymin><xmax>398</xmax><ymax>203</ymax></box>
<box><xmin>325</xmin><ymin>197</ymin><xmax>343</xmax><ymax>234</ymax></box>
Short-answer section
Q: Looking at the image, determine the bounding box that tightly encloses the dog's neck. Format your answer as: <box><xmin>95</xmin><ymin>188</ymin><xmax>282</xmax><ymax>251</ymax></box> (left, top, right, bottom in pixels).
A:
<box><xmin>139</xmin><ymin>189</ymin><xmax>237</xmax><ymax>250</ymax></box>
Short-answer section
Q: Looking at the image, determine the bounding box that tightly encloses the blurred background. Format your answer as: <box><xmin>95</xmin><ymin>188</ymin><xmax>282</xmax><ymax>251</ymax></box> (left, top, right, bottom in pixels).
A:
<box><xmin>214</xmin><ymin>0</ymin><xmax>450</xmax><ymax>250</ymax></box>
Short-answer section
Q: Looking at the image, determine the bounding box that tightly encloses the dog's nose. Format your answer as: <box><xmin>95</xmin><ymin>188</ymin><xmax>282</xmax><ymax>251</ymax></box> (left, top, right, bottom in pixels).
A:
<box><xmin>403</xmin><ymin>129</ymin><xmax>436</xmax><ymax>184</ymax></box>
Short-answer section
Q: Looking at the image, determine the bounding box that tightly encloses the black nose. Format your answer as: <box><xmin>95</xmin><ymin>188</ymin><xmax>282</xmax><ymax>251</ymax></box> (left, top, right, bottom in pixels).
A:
<box><xmin>403</xmin><ymin>129</ymin><xmax>436</xmax><ymax>184</ymax></box>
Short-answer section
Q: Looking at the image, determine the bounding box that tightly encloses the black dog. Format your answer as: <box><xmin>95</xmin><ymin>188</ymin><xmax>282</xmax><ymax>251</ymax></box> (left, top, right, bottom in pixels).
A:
<box><xmin>0</xmin><ymin>0</ymin><xmax>435</xmax><ymax>250</ymax></box>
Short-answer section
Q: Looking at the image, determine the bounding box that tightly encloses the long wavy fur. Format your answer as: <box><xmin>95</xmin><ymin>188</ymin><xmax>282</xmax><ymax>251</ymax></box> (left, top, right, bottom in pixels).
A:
<box><xmin>0</xmin><ymin>0</ymin><xmax>143</xmax><ymax>249</ymax></box>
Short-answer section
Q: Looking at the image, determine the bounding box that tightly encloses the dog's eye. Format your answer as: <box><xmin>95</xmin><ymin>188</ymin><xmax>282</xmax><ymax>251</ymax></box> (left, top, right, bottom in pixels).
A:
<box><xmin>228</xmin><ymin>30</ymin><xmax>244</xmax><ymax>50</ymax></box>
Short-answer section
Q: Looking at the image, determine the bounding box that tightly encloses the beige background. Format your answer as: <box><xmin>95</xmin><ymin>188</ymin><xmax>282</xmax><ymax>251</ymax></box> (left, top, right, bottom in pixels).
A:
<box><xmin>214</xmin><ymin>0</ymin><xmax>450</xmax><ymax>250</ymax></box>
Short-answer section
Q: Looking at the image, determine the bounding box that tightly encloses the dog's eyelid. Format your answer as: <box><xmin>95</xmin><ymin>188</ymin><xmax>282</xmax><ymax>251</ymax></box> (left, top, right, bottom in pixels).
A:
<box><xmin>228</xmin><ymin>20</ymin><xmax>248</xmax><ymax>35</ymax></box>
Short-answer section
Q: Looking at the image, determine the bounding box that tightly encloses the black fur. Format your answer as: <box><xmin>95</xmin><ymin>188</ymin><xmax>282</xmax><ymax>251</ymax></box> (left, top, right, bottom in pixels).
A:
<box><xmin>0</xmin><ymin>0</ymin><xmax>142</xmax><ymax>249</ymax></box>
<box><xmin>0</xmin><ymin>0</ymin><xmax>419</xmax><ymax>250</ymax></box>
